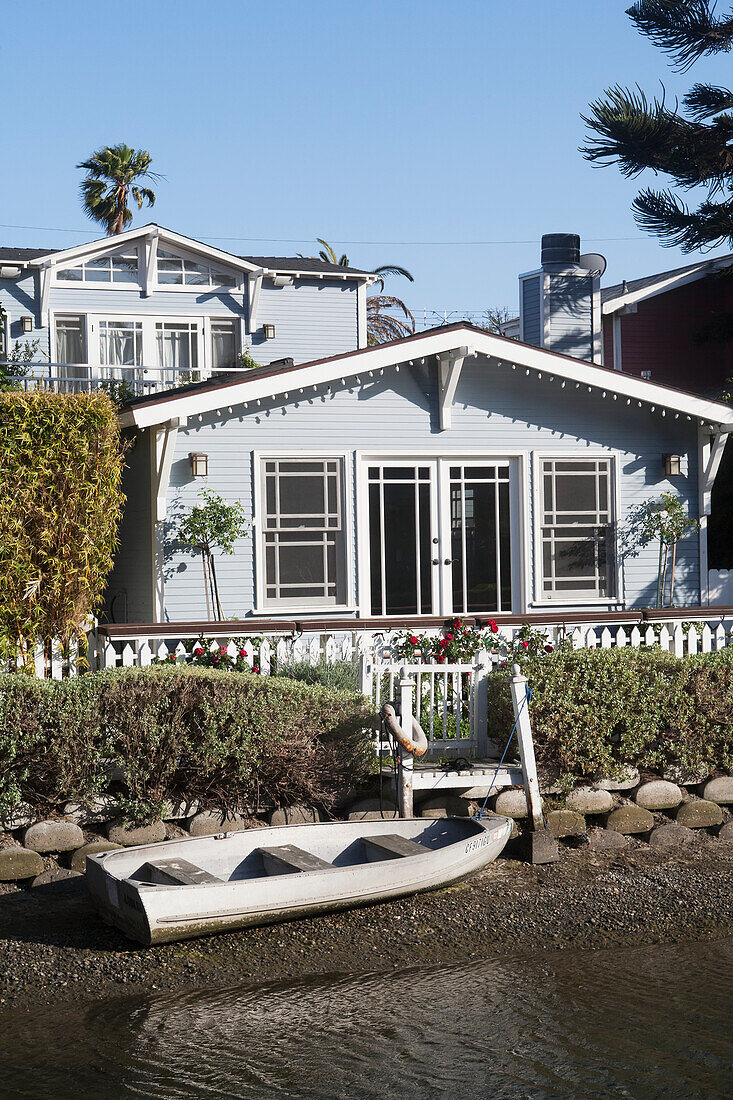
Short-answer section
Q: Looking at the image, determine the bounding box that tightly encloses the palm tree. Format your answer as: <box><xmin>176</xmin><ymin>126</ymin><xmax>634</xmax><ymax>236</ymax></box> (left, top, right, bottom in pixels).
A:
<box><xmin>77</xmin><ymin>144</ymin><xmax>159</xmax><ymax>236</ymax></box>
<box><xmin>310</xmin><ymin>239</ymin><xmax>415</xmax><ymax>345</ymax></box>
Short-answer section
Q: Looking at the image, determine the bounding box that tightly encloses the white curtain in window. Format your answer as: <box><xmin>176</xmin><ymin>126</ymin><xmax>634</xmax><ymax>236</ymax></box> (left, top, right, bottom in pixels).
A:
<box><xmin>156</xmin><ymin>324</ymin><xmax>198</xmax><ymax>373</ymax></box>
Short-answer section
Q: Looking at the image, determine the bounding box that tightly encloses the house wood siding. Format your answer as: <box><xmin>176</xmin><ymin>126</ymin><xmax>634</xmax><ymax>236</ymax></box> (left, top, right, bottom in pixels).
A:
<box><xmin>3</xmin><ymin>273</ymin><xmax>359</xmax><ymax>367</ymax></box>
<box><xmin>135</xmin><ymin>355</ymin><xmax>701</xmax><ymax>622</ymax></box>
<box><xmin>547</xmin><ymin>275</ymin><xmax>594</xmax><ymax>361</ymax></box>
<box><xmin>521</xmin><ymin>276</ymin><xmax>541</xmax><ymax>345</ymax></box>
<box><xmin>603</xmin><ymin>273</ymin><xmax>733</xmax><ymax>394</ymax></box>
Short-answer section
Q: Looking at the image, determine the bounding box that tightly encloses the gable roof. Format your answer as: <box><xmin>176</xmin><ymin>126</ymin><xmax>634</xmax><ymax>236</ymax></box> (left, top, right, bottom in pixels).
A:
<box><xmin>602</xmin><ymin>252</ymin><xmax>733</xmax><ymax>313</ymax></box>
<box><xmin>1</xmin><ymin>224</ymin><xmax>372</xmax><ymax>279</ymax></box>
<box><xmin>118</xmin><ymin>321</ymin><xmax>733</xmax><ymax>432</ymax></box>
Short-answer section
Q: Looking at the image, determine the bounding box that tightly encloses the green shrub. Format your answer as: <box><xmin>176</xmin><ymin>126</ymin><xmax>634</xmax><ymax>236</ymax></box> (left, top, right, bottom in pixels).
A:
<box><xmin>275</xmin><ymin>658</ymin><xmax>360</xmax><ymax>693</ymax></box>
<box><xmin>487</xmin><ymin>647</ymin><xmax>733</xmax><ymax>785</ymax></box>
<box><xmin>0</xmin><ymin>666</ymin><xmax>376</xmax><ymax>823</ymax></box>
<box><xmin>0</xmin><ymin>391</ymin><xmax>124</xmax><ymax>660</ymax></box>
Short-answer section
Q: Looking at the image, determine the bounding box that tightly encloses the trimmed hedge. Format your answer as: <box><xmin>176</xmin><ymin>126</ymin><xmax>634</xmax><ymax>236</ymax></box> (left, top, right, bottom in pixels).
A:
<box><xmin>0</xmin><ymin>391</ymin><xmax>124</xmax><ymax>653</ymax></box>
<box><xmin>487</xmin><ymin>647</ymin><xmax>733</xmax><ymax>784</ymax></box>
<box><xmin>0</xmin><ymin>666</ymin><xmax>375</xmax><ymax>823</ymax></box>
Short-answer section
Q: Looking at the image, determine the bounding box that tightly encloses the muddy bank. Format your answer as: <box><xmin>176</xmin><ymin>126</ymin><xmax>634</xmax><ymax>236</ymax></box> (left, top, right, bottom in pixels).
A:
<box><xmin>1</xmin><ymin>838</ymin><xmax>731</xmax><ymax>1014</ymax></box>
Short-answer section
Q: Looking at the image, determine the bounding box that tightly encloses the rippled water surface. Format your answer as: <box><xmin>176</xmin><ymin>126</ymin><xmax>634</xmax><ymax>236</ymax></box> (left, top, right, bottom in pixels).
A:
<box><xmin>1</xmin><ymin>939</ymin><xmax>731</xmax><ymax>1099</ymax></box>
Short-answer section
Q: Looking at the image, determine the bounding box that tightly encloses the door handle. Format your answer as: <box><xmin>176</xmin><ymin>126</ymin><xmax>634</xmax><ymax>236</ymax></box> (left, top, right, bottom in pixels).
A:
<box><xmin>444</xmin><ymin>558</ymin><xmax>458</xmax><ymax>565</ymax></box>
<box><xmin>432</xmin><ymin>558</ymin><xmax>440</xmax><ymax>566</ymax></box>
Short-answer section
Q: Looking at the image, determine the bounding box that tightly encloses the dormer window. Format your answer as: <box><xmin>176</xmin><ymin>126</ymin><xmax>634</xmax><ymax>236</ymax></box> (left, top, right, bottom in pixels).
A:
<box><xmin>57</xmin><ymin>250</ymin><xmax>139</xmax><ymax>284</ymax></box>
<box><xmin>156</xmin><ymin>249</ymin><xmax>237</xmax><ymax>288</ymax></box>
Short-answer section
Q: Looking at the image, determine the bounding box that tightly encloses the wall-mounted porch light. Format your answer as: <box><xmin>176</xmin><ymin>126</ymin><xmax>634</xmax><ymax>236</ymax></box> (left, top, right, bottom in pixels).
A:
<box><xmin>663</xmin><ymin>454</ymin><xmax>682</xmax><ymax>476</ymax></box>
<box><xmin>21</xmin><ymin>316</ymin><xmax>33</xmax><ymax>333</ymax></box>
<box><xmin>189</xmin><ymin>452</ymin><xmax>209</xmax><ymax>477</ymax></box>
<box><xmin>262</xmin><ymin>323</ymin><xmax>276</xmax><ymax>339</ymax></box>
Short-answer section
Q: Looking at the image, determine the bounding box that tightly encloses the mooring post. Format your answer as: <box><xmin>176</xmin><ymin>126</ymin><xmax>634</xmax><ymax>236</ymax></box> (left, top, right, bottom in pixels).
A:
<box><xmin>509</xmin><ymin>663</ymin><xmax>544</xmax><ymax>832</ymax></box>
<box><xmin>398</xmin><ymin>665</ymin><xmax>415</xmax><ymax>818</ymax></box>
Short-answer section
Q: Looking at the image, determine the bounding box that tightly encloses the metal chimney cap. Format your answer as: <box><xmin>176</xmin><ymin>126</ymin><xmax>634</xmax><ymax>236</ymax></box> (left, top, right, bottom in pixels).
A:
<box><xmin>541</xmin><ymin>233</ymin><xmax>581</xmax><ymax>267</ymax></box>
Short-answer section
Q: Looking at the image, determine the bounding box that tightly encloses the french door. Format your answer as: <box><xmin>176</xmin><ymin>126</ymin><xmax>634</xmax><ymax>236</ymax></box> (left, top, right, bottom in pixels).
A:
<box><xmin>364</xmin><ymin>458</ymin><xmax>517</xmax><ymax>617</ymax></box>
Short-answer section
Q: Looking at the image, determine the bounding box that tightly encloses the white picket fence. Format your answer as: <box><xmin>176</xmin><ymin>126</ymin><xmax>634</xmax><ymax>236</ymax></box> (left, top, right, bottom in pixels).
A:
<box><xmin>6</xmin><ymin>612</ymin><xmax>733</xmax><ymax>680</ymax></box>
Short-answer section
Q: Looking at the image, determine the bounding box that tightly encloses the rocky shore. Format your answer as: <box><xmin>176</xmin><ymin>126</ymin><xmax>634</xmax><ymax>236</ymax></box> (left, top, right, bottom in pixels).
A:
<box><xmin>1</xmin><ymin>834</ymin><xmax>731</xmax><ymax>1014</ymax></box>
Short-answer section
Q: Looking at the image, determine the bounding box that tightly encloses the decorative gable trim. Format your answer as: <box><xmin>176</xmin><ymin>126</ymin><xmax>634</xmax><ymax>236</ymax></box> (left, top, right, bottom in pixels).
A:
<box><xmin>118</xmin><ymin>323</ymin><xmax>733</xmax><ymax>432</ymax></box>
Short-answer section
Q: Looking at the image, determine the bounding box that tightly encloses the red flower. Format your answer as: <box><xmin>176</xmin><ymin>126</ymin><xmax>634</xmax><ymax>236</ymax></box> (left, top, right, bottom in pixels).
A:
<box><xmin>239</xmin><ymin>648</ymin><xmax>248</xmax><ymax>657</ymax></box>
<box><xmin>438</xmin><ymin>638</ymin><xmax>449</xmax><ymax>648</ymax></box>
<box><xmin>488</xmin><ymin>620</ymin><xmax>498</xmax><ymax>634</ymax></box>
<box><xmin>452</xmin><ymin>618</ymin><xmax>461</xmax><ymax>628</ymax></box>
<box><xmin>253</xmin><ymin>665</ymin><xmax>260</xmax><ymax>673</ymax></box>
<box><xmin>193</xmin><ymin>646</ymin><xmax>204</xmax><ymax>656</ymax></box>
<box><xmin>436</xmin><ymin>654</ymin><xmax>445</xmax><ymax>663</ymax></box>
<box><xmin>168</xmin><ymin>654</ymin><xmax>176</xmax><ymax>662</ymax></box>
<box><xmin>219</xmin><ymin>646</ymin><xmax>228</xmax><ymax>655</ymax></box>
<box><xmin>409</xmin><ymin>635</ymin><xmax>419</xmax><ymax>645</ymax></box>
<box><xmin>521</xmin><ymin>641</ymin><xmax>529</xmax><ymax>649</ymax></box>
<box><xmin>544</xmin><ymin>644</ymin><xmax>554</xmax><ymax>653</ymax></box>
<box><xmin>445</xmin><ymin>632</ymin><xmax>453</xmax><ymax>641</ymax></box>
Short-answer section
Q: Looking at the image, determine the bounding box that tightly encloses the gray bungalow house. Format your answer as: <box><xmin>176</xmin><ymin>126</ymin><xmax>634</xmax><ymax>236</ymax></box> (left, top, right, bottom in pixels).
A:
<box><xmin>113</xmin><ymin>322</ymin><xmax>733</xmax><ymax>624</ymax></box>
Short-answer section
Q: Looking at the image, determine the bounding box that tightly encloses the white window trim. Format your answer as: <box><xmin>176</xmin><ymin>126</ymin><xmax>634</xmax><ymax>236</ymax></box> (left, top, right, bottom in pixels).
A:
<box><xmin>49</xmin><ymin>311</ymin><xmax>241</xmax><ymax>377</ymax></box>
<box><xmin>50</xmin><ymin>243</ymin><xmax>244</xmax><ymax>294</ymax></box>
<box><xmin>530</xmin><ymin>449</ymin><xmax>624</xmax><ymax>608</ymax></box>
<box><xmin>354</xmin><ymin>449</ymin><xmax>529</xmax><ymax>618</ymax></box>
<box><xmin>154</xmin><ymin>246</ymin><xmax>244</xmax><ymax>293</ymax></box>
<box><xmin>252</xmin><ymin>450</ymin><xmax>356</xmax><ymax>614</ymax></box>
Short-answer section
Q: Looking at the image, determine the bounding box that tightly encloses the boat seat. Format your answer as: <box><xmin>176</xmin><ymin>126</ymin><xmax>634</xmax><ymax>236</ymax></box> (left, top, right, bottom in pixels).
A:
<box><xmin>362</xmin><ymin>834</ymin><xmax>426</xmax><ymax>860</ymax></box>
<box><xmin>137</xmin><ymin>858</ymin><xmax>223</xmax><ymax>886</ymax></box>
<box><xmin>257</xmin><ymin>844</ymin><xmax>332</xmax><ymax>875</ymax></box>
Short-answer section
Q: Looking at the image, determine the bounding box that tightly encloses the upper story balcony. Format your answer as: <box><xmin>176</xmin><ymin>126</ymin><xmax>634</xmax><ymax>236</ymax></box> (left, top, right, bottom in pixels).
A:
<box><xmin>1</xmin><ymin>360</ymin><xmax>256</xmax><ymax>399</ymax></box>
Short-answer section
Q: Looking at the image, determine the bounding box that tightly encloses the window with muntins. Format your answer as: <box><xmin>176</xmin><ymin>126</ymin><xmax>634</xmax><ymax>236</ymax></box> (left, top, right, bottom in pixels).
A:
<box><xmin>57</xmin><ymin>250</ymin><xmax>139</xmax><ymax>284</ymax></box>
<box><xmin>157</xmin><ymin>249</ymin><xmax>237</xmax><ymax>288</ymax></box>
<box><xmin>55</xmin><ymin>316</ymin><xmax>85</xmax><ymax>364</ymax></box>
<box><xmin>262</xmin><ymin>459</ymin><xmax>346</xmax><ymax>606</ymax></box>
<box><xmin>211</xmin><ymin>320</ymin><xmax>237</xmax><ymax>370</ymax></box>
<box><xmin>540</xmin><ymin>458</ymin><xmax>614</xmax><ymax>600</ymax></box>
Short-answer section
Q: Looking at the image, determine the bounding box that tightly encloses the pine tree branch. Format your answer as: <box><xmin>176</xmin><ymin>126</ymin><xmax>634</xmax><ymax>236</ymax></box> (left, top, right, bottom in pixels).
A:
<box><xmin>684</xmin><ymin>81</ymin><xmax>733</xmax><ymax>118</ymax></box>
<box><xmin>632</xmin><ymin>186</ymin><xmax>733</xmax><ymax>249</ymax></box>
<box><xmin>627</xmin><ymin>0</ymin><xmax>733</xmax><ymax>72</ymax></box>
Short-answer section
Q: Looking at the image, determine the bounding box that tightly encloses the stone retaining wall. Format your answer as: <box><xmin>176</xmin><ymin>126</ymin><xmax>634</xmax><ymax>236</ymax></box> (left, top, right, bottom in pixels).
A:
<box><xmin>1</xmin><ymin>767</ymin><xmax>731</xmax><ymax>891</ymax></box>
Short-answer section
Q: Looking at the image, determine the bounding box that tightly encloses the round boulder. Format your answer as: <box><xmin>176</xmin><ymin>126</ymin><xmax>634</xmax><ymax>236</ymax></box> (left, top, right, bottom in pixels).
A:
<box><xmin>189</xmin><ymin>811</ymin><xmax>258</xmax><ymax>836</ymax></box>
<box><xmin>565</xmin><ymin>787</ymin><xmax>613</xmax><ymax>816</ymax></box>
<box><xmin>605</xmin><ymin>805</ymin><xmax>654</xmax><ymax>835</ymax></box>
<box><xmin>31</xmin><ymin>868</ymin><xmax>85</xmax><ymax>895</ymax></box>
<box><xmin>347</xmin><ymin>798</ymin><xmax>399</xmax><ymax>821</ymax></box>
<box><xmin>418</xmin><ymin>795</ymin><xmax>475</xmax><ymax>819</ymax></box>
<box><xmin>107</xmin><ymin>820</ymin><xmax>167</xmax><ymax>846</ymax></box>
<box><xmin>492</xmin><ymin>788</ymin><xmax>533</xmax><ymax>820</ymax></box>
<box><xmin>269</xmin><ymin>804</ymin><xmax>321</xmax><ymax>827</ymax></box>
<box><xmin>586</xmin><ymin>827</ymin><xmax>628</xmax><ymax>851</ymax></box>
<box><xmin>717</xmin><ymin>820</ymin><xmax>733</xmax><ymax>843</ymax></box>
<box><xmin>0</xmin><ymin>846</ymin><xmax>44</xmax><ymax>881</ymax></box>
<box><xmin>648</xmin><ymin>823</ymin><xmax>697</xmax><ymax>849</ymax></box>
<box><xmin>62</xmin><ymin>796</ymin><xmax>119</xmax><ymax>827</ymax></box>
<box><xmin>595</xmin><ymin>767</ymin><xmax>640</xmax><ymax>791</ymax></box>
<box><xmin>546</xmin><ymin>809</ymin><xmax>586</xmax><ymax>839</ymax></box>
<box><xmin>634</xmin><ymin>780</ymin><xmax>683</xmax><ymax>811</ymax></box>
<box><xmin>23</xmin><ymin>820</ymin><xmax>84</xmax><ymax>853</ymax></box>
<box><xmin>675</xmin><ymin>799</ymin><xmax>723</xmax><ymax>829</ymax></box>
<box><xmin>702</xmin><ymin>776</ymin><xmax>733</xmax><ymax>805</ymax></box>
<box><xmin>69</xmin><ymin>840</ymin><xmax>123</xmax><ymax>874</ymax></box>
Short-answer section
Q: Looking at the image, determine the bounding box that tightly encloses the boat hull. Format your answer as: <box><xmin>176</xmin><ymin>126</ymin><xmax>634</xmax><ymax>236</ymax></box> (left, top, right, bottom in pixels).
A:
<box><xmin>86</xmin><ymin>816</ymin><xmax>512</xmax><ymax>945</ymax></box>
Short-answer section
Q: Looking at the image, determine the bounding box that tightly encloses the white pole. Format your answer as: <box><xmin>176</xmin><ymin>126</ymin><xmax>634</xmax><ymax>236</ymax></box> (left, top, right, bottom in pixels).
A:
<box><xmin>509</xmin><ymin>664</ymin><xmax>544</xmax><ymax>831</ymax></box>
<box><xmin>398</xmin><ymin>665</ymin><xmax>415</xmax><ymax>818</ymax></box>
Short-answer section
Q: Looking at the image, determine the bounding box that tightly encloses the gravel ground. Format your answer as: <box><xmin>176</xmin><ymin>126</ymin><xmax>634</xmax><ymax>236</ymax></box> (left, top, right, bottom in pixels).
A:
<box><xmin>1</xmin><ymin>837</ymin><xmax>731</xmax><ymax>1013</ymax></box>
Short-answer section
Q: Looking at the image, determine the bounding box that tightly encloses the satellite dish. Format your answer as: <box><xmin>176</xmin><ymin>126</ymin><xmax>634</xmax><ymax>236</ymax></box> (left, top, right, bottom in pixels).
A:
<box><xmin>579</xmin><ymin>252</ymin><xmax>607</xmax><ymax>277</ymax></box>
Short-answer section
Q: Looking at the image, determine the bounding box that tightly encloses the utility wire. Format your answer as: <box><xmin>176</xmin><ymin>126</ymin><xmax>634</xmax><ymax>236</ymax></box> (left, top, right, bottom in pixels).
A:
<box><xmin>0</xmin><ymin>221</ymin><xmax>652</xmax><ymax>247</ymax></box>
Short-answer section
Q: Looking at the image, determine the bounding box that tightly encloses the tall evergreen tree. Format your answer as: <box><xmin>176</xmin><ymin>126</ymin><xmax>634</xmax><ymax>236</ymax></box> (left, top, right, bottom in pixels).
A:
<box><xmin>581</xmin><ymin>1</ymin><xmax>733</xmax><ymax>252</ymax></box>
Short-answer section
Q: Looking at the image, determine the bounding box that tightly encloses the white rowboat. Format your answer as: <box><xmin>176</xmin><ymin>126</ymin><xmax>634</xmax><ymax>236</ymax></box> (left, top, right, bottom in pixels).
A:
<box><xmin>86</xmin><ymin>815</ymin><xmax>512</xmax><ymax>945</ymax></box>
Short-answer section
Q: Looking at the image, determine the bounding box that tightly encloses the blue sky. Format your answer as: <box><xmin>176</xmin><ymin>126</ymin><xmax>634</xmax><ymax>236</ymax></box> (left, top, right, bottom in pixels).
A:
<box><xmin>3</xmin><ymin>0</ymin><xmax>731</xmax><ymax>322</ymax></box>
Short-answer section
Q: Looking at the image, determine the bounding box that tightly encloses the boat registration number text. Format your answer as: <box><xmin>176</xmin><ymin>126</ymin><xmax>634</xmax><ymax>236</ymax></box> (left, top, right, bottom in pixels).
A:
<box><xmin>465</xmin><ymin>833</ymin><xmax>499</xmax><ymax>854</ymax></box>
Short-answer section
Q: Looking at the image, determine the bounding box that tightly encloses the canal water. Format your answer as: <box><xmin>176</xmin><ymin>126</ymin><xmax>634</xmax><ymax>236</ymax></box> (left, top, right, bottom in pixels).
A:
<box><xmin>1</xmin><ymin>939</ymin><xmax>731</xmax><ymax>1098</ymax></box>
